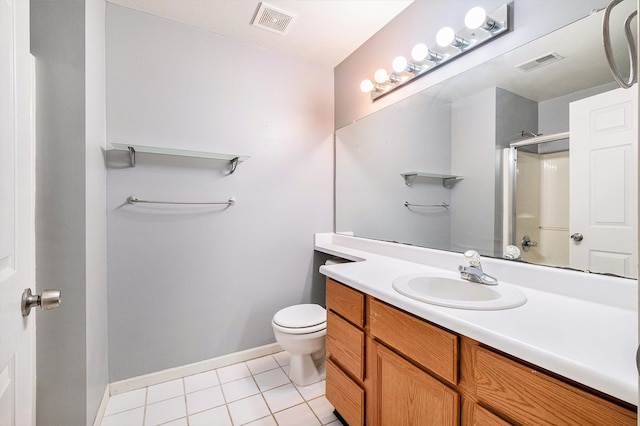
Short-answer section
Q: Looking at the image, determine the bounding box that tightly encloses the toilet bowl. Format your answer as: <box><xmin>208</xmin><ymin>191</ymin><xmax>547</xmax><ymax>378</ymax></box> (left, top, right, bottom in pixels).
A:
<box><xmin>272</xmin><ymin>304</ymin><xmax>326</xmax><ymax>386</ymax></box>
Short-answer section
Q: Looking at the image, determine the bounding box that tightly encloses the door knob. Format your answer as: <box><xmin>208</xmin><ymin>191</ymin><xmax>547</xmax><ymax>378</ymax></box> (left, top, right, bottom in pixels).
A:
<box><xmin>21</xmin><ymin>288</ymin><xmax>61</xmax><ymax>317</ymax></box>
<box><xmin>570</xmin><ymin>233</ymin><xmax>584</xmax><ymax>242</ymax></box>
<box><xmin>521</xmin><ymin>235</ymin><xmax>538</xmax><ymax>251</ymax></box>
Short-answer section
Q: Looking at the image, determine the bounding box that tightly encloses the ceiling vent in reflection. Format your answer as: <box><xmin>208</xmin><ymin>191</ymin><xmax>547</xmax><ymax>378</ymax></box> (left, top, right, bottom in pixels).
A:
<box><xmin>252</xmin><ymin>2</ymin><xmax>297</xmax><ymax>35</ymax></box>
<box><xmin>515</xmin><ymin>52</ymin><xmax>564</xmax><ymax>72</ymax></box>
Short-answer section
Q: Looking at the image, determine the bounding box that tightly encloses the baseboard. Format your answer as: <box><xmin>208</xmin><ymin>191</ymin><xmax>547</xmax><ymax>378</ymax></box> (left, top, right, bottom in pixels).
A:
<box><xmin>109</xmin><ymin>342</ymin><xmax>283</xmax><ymax>396</ymax></box>
<box><xmin>92</xmin><ymin>385</ymin><xmax>110</xmax><ymax>426</ymax></box>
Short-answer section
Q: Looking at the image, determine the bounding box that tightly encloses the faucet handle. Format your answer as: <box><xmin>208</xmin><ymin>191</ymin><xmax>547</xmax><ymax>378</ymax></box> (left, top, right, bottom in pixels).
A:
<box><xmin>463</xmin><ymin>250</ymin><xmax>481</xmax><ymax>267</ymax></box>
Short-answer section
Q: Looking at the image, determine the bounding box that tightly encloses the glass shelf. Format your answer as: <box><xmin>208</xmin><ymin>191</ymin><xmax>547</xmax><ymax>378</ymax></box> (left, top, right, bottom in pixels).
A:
<box><xmin>400</xmin><ymin>172</ymin><xmax>463</xmax><ymax>187</ymax></box>
<box><xmin>111</xmin><ymin>143</ymin><xmax>250</xmax><ymax>173</ymax></box>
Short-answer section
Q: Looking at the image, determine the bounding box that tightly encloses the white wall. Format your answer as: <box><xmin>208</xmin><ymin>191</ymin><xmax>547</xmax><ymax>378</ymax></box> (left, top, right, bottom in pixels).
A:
<box><xmin>335</xmin><ymin>0</ymin><xmax>612</xmax><ymax>129</ymax></box>
<box><xmin>31</xmin><ymin>0</ymin><xmax>108</xmax><ymax>424</ymax></box>
<box><xmin>106</xmin><ymin>4</ymin><xmax>334</xmax><ymax>381</ymax></box>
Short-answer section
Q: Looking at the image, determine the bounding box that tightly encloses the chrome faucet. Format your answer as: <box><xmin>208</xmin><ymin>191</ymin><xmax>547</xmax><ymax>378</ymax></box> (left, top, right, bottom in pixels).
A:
<box><xmin>458</xmin><ymin>250</ymin><xmax>498</xmax><ymax>285</ymax></box>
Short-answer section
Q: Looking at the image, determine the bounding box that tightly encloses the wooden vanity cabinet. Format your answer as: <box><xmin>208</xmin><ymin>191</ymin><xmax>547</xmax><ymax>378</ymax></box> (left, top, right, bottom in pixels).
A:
<box><xmin>325</xmin><ymin>277</ymin><xmax>637</xmax><ymax>426</ymax></box>
<box><xmin>325</xmin><ymin>278</ymin><xmax>366</xmax><ymax>426</ymax></box>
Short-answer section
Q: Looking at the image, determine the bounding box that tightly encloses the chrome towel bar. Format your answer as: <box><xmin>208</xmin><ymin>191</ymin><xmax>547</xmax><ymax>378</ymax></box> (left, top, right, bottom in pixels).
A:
<box><xmin>127</xmin><ymin>196</ymin><xmax>236</xmax><ymax>206</ymax></box>
<box><xmin>404</xmin><ymin>202</ymin><xmax>449</xmax><ymax>209</ymax></box>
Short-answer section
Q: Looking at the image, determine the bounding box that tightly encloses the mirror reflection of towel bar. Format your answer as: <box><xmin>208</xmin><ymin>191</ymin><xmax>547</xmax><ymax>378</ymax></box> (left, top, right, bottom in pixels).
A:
<box><xmin>127</xmin><ymin>196</ymin><xmax>236</xmax><ymax>206</ymax></box>
<box><xmin>404</xmin><ymin>202</ymin><xmax>449</xmax><ymax>209</ymax></box>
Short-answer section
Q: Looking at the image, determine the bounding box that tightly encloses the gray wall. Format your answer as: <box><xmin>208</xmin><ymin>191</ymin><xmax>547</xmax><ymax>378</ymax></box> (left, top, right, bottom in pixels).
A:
<box><xmin>450</xmin><ymin>88</ymin><xmax>497</xmax><ymax>254</ymax></box>
<box><xmin>449</xmin><ymin>88</ymin><xmax>537</xmax><ymax>255</ymax></box>
<box><xmin>85</xmin><ymin>0</ymin><xmax>109</xmax><ymax>422</ymax></box>
<box><xmin>31</xmin><ymin>0</ymin><xmax>108</xmax><ymax>424</ymax></box>
<box><xmin>106</xmin><ymin>5</ymin><xmax>334</xmax><ymax>381</ymax></box>
<box><xmin>335</xmin><ymin>0</ymin><xmax>612</xmax><ymax>129</ymax></box>
<box><xmin>538</xmin><ymin>82</ymin><xmax>618</xmax><ymax>134</ymax></box>
<box><xmin>336</xmin><ymin>93</ymin><xmax>452</xmax><ymax>249</ymax></box>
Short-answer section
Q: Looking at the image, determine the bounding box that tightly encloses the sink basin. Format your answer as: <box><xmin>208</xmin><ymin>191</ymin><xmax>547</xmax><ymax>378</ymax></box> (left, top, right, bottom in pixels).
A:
<box><xmin>392</xmin><ymin>274</ymin><xmax>527</xmax><ymax>310</ymax></box>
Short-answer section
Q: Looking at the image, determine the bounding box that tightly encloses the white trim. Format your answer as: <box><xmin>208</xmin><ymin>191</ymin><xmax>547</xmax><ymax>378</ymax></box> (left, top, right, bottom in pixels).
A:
<box><xmin>91</xmin><ymin>385</ymin><xmax>110</xmax><ymax>426</ymax></box>
<box><xmin>109</xmin><ymin>343</ymin><xmax>282</xmax><ymax>396</ymax></box>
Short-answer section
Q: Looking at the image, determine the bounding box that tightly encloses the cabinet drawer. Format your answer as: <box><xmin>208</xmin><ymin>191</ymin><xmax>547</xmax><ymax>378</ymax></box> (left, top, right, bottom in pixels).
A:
<box><xmin>475</xmin><ymin>346</ymin><xmax>637</xmax><ymax>425</ymax></box>
<box><xmin>326</xmin><ymin>278</ymin><xmax>365</xmax><ymax>328</ymax></box>
<box><xmin>327</xmin><ymin>310</ymin><xmax>365</xmax><ymax>381</ymax></box>
<box><xmin>326</xmin><ymin>358</ymin><xmax>364</xmax><ymax>426</ymax></box>
<box><xmin>471</xmin><ymin>404</ymin><xmax>511</xmax><ymax>426</ymax></box>
<box><xmin>369</xmin><ymin>298</ymin><xmax>458</xmax><ymax>384</ymax></box>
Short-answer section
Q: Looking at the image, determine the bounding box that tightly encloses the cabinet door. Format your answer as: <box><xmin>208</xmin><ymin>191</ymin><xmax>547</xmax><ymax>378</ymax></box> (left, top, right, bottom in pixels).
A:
<box><xmin>371</xmin><ymin>342</ymin><xmax>459</xmax><ymax>425</ymax></box>
<box><xmin>471</xmin><ymin>404</ymin><xmax>511</xmax><ymax>426</ymax></box>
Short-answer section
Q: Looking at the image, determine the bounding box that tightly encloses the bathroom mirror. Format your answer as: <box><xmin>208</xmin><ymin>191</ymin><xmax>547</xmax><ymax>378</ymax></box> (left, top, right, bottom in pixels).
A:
<box><xmin>335</xmin><ymin>4</ymin><xmax>638</xmax><ymax>279</ymax></box>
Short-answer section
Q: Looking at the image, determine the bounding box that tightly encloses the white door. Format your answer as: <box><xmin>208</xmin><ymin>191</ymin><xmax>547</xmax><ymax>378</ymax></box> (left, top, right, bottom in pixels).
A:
<box><xmin>569</xmin><ymin>86</ymin><xmax>638</xmax><ymax>278</ymax></box>
<box><xmin>0</xmin><ymin>0</ymin><xmax>35</xmax><ymax>424</ymax></box>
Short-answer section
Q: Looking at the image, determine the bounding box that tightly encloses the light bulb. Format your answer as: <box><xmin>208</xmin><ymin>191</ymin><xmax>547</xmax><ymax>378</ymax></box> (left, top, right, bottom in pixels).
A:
<box><xmin>411</xmin><ymin>43</ymin><xmax>429</xmax><ymax>62</ymax></box>
<box><xmin>360</xmin><ymin>79</ymin><xmax>374</xmax><ymax>93</ymax></box>
<box><xmin>374</xmin><ymin>69</ymin><xmax>389</xmax><ymax>84</ymax></box>
<box><xmin>465</xmin><ymin>6</ymin><xmax>487</xmax><ymax>29</ymax></box>
<box><xmin>436</xmin><ymin>27</ymin><xmax>456</xmax><ymax>47</ymax></box>
<box><xmin>392</xmin><ymin>56</ymin><xmax>408</xmax><ymax>73</ymax></box>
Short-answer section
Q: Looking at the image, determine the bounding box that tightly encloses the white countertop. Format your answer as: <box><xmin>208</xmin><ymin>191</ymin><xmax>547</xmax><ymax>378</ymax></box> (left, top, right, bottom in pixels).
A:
<box><xmin>315</xmin><ymin>233</ymin><xmax>638</xmax><ymax>405</ymax></box>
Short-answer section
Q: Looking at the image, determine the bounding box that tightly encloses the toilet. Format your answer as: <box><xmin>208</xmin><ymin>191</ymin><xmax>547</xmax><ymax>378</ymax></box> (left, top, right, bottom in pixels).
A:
<box><xmin>272</xmin><ymin>304</ymin><xmax>326</xmax><ymax>386</ymax></box>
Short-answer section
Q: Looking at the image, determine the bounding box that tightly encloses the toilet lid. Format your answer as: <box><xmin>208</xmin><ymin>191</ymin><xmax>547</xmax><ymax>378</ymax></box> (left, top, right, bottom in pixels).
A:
<box><xmin>273</xmin><ymin>304</ymin><xmax>326</xmax><ymax>328</ymax></box>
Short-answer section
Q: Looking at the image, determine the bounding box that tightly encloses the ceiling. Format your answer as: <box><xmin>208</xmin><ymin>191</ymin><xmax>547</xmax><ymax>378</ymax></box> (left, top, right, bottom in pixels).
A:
<box><xmin>106</xmin><ymin>0</ymin><xmax>414</xmax><ymax>67</ymax></box>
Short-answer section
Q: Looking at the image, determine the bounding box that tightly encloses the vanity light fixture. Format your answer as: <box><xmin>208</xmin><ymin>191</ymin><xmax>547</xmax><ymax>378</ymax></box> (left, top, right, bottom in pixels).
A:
<box><xmin>410</xmin><ymin>43</ymin><xmax>444</xmax><ymax>64</ymax></box>
<box><xmin>436</xmin><ymin>26</ymin><xmax>471</xmax><ymax>50</ymax></box>
<box><xmin>374</xmin><ymin>68</ymin><xmax>390</xmax><ymax>83</ymax></box>
<box><xmin>465</xmin><ymin>6</ymin><xmax>503</xmax><ymax>32</ymax></box>
<box><xmin>360</xmin><ymin>2</ymin><xmax>511</xmax><ymax>100</ymax></box>
<box><xmin>392</xmin><ymin>56</ymin><xmax>422</xmax><ymax>74</ymax></box>
<box><xmin>359</xmin><ymin>79</ymin><xmax>377</xmax><ymax>93</ymax></box>
<box><xmin>360</xmin><ymin>70</ymin><xmax>403</xmax><ymax>94</ymax></box>
<box><xmin>374</xmin><ymin>68</ymin><xmax>403</xmax><ymax>84</ymax></box>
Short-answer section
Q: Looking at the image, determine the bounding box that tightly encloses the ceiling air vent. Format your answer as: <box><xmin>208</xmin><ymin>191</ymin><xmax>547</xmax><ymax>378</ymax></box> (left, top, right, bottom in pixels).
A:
<box><xmin>515</xmin><ymin>52</ymin><xmax>564</xmax><ymax>72</ymax></box>
<box><xmin>252</xmin><ymin>2</ymin><xmax>297</xmax><ymax>35</ymax></box>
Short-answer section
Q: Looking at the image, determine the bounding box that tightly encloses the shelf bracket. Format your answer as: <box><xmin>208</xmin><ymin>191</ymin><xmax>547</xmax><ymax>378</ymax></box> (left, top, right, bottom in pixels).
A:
<box><xmin>403</xmin><ymin>174</ymin><xmax>418</xmax><ymax>186</ymax></box>
<box><xmin>229</xmin><ymin>157</ymin><xmax>239</xmax><ymax>174</ymax></box>
<box><xmin>443</xmin><ymin>177</ymin><xmax>461</xmax><ymax>188</ymax></box>
<box><xmin>128</xmin><ymin>146</ymin><xmax>136</xmax><ymax>167</ymax></box>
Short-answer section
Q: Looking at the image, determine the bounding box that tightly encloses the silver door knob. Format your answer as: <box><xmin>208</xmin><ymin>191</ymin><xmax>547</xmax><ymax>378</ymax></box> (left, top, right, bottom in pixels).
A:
<box><xmin>570</xmin><ymin>233</ymin><xmax>584</xmax><ymax>242</ymax></box>
<box><xmin>21</xmin><ymin>288</ymin><xmax>61</xmax><ymax>317</ymax></box>
<box><xmin>521</xmin><ymin>235</ymin><xmax>538</xmax><ymax>251</ymax></box>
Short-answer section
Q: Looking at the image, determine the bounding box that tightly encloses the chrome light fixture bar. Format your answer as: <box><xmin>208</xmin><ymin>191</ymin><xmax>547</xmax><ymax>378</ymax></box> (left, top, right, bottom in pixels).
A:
<box><xmin>361</xmin><ymin>3</ymin><xmax>511</xmax><ymax>101</ymax></box>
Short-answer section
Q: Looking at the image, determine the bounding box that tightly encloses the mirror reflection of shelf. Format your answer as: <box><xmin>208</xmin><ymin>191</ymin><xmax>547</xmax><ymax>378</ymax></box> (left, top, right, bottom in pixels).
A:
<box><xmin>401</xmin><ymin>172</ymin><xmax>463</xmax><ymax>188</ymax></box>
<box><xmin>110</xmin><ymin>143</ymin><xmax>250</xmax><ymax>174</ymax></box>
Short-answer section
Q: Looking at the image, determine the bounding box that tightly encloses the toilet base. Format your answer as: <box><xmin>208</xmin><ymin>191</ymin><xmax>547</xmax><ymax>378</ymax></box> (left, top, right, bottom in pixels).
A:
<box><xmin>288</xmin><ymin>353</ymin><xmax>326</xmax><ymax>387</ymax></box>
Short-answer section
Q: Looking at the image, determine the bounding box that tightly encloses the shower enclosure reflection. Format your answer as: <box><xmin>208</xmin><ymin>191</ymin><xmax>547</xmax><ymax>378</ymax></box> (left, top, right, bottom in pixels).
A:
<box><xmin>509</xmin><ymin>133</ymin><xmax>570</xmax><ymax>268</ymax></box>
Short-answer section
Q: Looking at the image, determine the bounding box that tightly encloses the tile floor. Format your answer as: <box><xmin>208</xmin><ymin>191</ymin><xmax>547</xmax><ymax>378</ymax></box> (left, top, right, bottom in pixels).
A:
<box><xmin>100</xmin><ymin>351</ymin><xmax>341</xmax><ymax>426</ymax></box>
